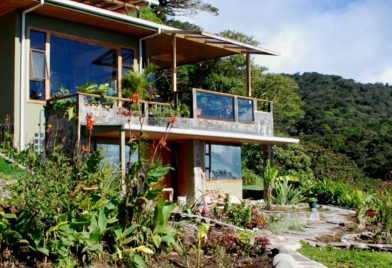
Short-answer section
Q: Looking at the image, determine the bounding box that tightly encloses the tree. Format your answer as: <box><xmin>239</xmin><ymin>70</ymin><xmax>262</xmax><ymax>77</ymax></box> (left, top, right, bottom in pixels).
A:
<box><xmin>153</xmin><ymin>0</ymin><xmax>218</xmax><ymax>23</ymax></box>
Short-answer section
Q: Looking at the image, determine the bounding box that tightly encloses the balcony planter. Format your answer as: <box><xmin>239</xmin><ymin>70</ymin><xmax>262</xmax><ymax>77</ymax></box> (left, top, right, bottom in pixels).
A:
<box><xmin>308</xmin><ymin>197</ymin><xmax>318</xmax><ymax>209</ymax></box>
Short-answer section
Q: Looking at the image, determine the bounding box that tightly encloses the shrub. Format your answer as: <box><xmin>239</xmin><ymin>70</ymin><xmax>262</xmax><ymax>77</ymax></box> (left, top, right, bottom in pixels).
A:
<box><xmin>272</xmin><ymin>180</ymin><xmax>304</xmax><ymax>205</ymax></box>
<box><xmin>242</xmin><ymin>168</ymin><xmax>262</xmax><ymax>186</ymax></box>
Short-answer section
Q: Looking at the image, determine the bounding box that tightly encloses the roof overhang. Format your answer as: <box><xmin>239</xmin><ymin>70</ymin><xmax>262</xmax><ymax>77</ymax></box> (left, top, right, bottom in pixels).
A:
<box><xmin>145</xmin><ymin>30</ymin><xmax>280</xmax><ymax>68</ymax></box>
<box><xmin>119</xmin><ymin>124</ymin><xmax>299</xmax><ymax>145</ymax></box>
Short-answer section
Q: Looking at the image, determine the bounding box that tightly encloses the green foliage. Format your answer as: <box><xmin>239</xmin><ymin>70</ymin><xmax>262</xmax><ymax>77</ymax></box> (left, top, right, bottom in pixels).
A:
<box><xmin>152</xmin><ymin>0</ymin><xmax>218</xmax><ymax>23</ymax></box>
<box><xmin>252</xmin><ymin>73</ymin><xmax>304</xmax><ymax>134</ymax></box>
<box><xmin>302</xmin><ymin>177</ymin><xmax>373</xmax><ymax>209</ymax></box>
<box><xmin>122</xmin><ymin>64</ymin><xmax>158</xmax><ymax>100</ymax></box>
<box><xmin>242</xmin><ymin>167</ymin><xmax>262</xmax><ymax>186</ymax></box>
<box><xmin>272</xmin><ymin>180</ymin><xmax>304</xmax><ymax>205</ymax></box>
<box><xmin>292</xmin><ymin>72</ymin><xmax>392</xmax><ymax>178</ymax></box>
<box><xmin>0</xmin><ymin>136</ymin><xmax>176</xmax><ymax>267</ymax></box>
<box><xmin>298</xmin><ymin>242</ymin><xmax>392</xmax><ymax>268</ymax></box>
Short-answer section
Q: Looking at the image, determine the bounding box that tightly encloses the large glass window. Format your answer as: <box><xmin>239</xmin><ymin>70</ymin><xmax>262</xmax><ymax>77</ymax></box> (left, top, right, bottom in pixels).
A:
<box><xmin>121</xmin><ymin>48</ymin><xmax>134</xmax><ymax>75</ymax></box>
<box><xmin>97</xmin><ymin>143</ymin><xmax>138</xmax><ymax>166</ymax></box>
<box><xmin>205</xmin><ymin>143</ymin><xmax>241</xmax><ymax>180</ymax></box>
<box><xmin>50</xmin><ymin>36</ymin><xmax>118</xmax><ymax>96</ymax></box>
<box><xmin>29</xmin><ymin>31</ymin><xmax>47</xmax><ymax>100</ymax></box>
<box><xmin>196</xmin><ymin>91</ymin><xmax>235</xmax><ymax>120</ymax></box>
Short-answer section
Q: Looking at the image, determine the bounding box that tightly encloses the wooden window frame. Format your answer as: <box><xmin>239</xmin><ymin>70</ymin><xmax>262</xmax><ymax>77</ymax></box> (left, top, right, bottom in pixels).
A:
<box><xmin>27</xmin><ymin>27</ymin><xmax>137</xmax><ymax>104</ymax></box>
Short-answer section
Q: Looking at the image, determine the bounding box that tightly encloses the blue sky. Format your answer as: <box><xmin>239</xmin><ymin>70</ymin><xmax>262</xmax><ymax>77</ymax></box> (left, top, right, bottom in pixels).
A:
<box><xmin>179</xmin><ymin>0</ymin><xmax>392</xmax><ymax>84</ymax></box>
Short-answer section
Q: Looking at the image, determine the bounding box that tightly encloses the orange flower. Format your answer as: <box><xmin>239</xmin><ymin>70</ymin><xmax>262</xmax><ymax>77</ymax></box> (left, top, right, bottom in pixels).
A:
<box><xmin>159</xmin><ymin>137</ymin><xmax>166</xmax><ymax>147</ymax></box>
<box><xmin>86</xmin><ymin>113</ymin><xmax>95</xmax><ymax>130</ymax></box>
<box><xmin>81</xmin><ymin>144</ymin><xmax>89</xmax><ymax>153</ymax></box>
<box><xmin>5</xmin><ymin>114</ymin><xmax>9</xmax><ymax>124</ymax></box>
<box><xmin>46</xmin><ymin>123</ymin><xmax>52</xmax><ymax>133</ymax></box>
<box><xmin>131</xmin><ymin>93</ymin><xmax>139</xmax><ymax>103</ymax></box>
<box><xmin>169</xmin><ymin>116</ymin><xmax>175</xmax><ymax>124</ymax></box>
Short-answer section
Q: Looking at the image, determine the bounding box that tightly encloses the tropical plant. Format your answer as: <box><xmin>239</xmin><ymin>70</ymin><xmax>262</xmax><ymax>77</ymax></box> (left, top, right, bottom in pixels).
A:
<box><xmin>122</xmin><ymin>64</ymin><xmax>158</xmax><ymax>100</ymax></box>
<box><xmin>272</xmin><ymin>179</ymin><xmax>304</xmax><ymax>205</ymax></box>
<box><xmin>263</xmin><ymin>160</ymin><xmax>297</xmax><ymax>209</ymax></box>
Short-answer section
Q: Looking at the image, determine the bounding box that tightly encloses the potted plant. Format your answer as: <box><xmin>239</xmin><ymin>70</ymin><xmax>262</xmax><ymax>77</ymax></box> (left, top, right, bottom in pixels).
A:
<box><xmin>308</xmin><ymin>197</ymin><xmax>318</xmax><ymax>209</ymax></box>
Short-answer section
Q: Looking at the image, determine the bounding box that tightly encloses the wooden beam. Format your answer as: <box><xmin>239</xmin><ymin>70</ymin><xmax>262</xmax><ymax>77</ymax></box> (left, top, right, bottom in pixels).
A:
<box><xmin>172</xmin><ymin>33</ymin><xmax>177</xmax><ymax>92</ymax></box>
<box><xmin>120</xmin><ymin>129</ymin><xmax>126</xmax><ymax>193</ymax></box>
<box><xmin>246</xmin><ymin>53</ymin><xmax>252</xmax><ymax>97</ymax></box>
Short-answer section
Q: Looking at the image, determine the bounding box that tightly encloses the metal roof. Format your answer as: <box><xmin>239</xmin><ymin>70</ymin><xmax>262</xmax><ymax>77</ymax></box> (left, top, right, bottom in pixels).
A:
<box><xmin>162</xmin><ymin>30</ymin><xmax>280</xmax><ymax>56</ymax></box>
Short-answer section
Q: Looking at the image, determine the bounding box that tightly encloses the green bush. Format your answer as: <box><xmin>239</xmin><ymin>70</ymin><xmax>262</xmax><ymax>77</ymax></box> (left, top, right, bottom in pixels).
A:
<box><xmin>242</xmin><ymin>168</ymin><xmax>262</xmax><ymax>186</ymax></box>
<box><xmin>272</xmin><ymin>180</ymin><xmax>304</xmax><ymax>205</ymax></box>
<box><xmin>303</xmin><ymin>178</ymin><xmax>373</xmax><ymax>209</ymax></box>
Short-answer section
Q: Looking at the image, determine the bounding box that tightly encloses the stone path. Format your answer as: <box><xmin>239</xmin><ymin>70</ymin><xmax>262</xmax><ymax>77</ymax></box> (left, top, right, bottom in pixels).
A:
<box><xmin>269</xmin><ymin>205</ymin><xmax>357</xmax><ymax>268</ymax></box>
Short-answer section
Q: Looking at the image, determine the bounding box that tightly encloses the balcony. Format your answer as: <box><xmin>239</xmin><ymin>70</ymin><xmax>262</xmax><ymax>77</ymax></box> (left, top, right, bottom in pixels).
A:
<box><xmin>46</xmin><ymin>88</ymin><xmax>274</xmax><ymax>140</ymax></box>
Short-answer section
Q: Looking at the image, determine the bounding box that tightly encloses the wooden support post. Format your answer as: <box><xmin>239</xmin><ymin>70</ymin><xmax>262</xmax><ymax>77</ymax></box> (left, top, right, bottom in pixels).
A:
<box><xmin>263</xmin><ymin>144</ymin><xmax>274</xmax><ymax>166</ymax></box>
<box><xmin>120</xmin><ymin>129</ymin><xmax>126</xmax><ymax>193</ymax></box>
<box><xmin>246</xmin><ymin>53</ymin><xmax>252</xmax><ymax>97</ymax></box>
<box><xmin>172</xmin><ymin>33</ymin><xmax>177</xmax><ymax>93</ymax></box>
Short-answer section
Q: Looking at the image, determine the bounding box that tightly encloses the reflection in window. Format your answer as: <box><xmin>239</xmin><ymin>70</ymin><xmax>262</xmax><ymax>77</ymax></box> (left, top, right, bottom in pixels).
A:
<box><xmin>238</xmin><ymin>98</ymin><xmax>254</xmax><ymax>122</ymax></box>
<box><xmin>121</xmin><ymin>48</ymin><xmax>134</xmax><ymax>75</ymax></box>
<box><xmin>50</xmin><ymin>36</ymin><xmax>118</xmax><ymax>96</ymax></box>
<box><xmin>29</xmin><ymin>30</ymin><xmax>47</xmax><ymax>100</ymax></box>
<box><xmin>196</xmin><ymin>91</ymin><xmax>234</xmax><ymax>120</ymax></box>
<box><xmin>205</xmin><ymin>143</ymin><xmax>241</xmax><ymax>180</ymax></box>
<box><xmin>97</xmin><ymin>143</ymin><xmax>138</xmax><ymax>167</ymax></box>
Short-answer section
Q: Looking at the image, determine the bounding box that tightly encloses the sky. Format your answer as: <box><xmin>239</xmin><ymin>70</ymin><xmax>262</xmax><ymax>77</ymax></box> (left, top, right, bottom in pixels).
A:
<box><xmin>178</xmin><ymin>0</ymin><xmax>392</xmax><ymax>84</ymax></box>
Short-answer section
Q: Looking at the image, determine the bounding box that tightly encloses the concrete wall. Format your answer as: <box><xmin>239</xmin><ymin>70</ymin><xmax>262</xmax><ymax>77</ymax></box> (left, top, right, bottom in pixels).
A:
<box><xmin>0</xmin><ymin>12</ymin><xmax>18</xmax><ymax>135</ymax></box>
<box><xmin>19</xmin><ymin>13</ymin><xmax>141</xmax><ymax>147</ymax></box>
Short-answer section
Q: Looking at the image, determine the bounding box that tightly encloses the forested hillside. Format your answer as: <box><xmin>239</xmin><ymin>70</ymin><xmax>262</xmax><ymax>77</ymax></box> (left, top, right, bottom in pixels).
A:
<box><xmin>291</xmin><ymin>72</ymin><xmax>392</xmax><ymax>179</ymax></box>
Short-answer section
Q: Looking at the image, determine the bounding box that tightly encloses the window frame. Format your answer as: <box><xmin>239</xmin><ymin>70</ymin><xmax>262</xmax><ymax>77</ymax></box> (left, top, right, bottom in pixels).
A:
<box><xmin>27</xmin><ymin>27</ymin><xmax>137</xmax><ymax>104</ymax></box>
<box><xmin>204</xmin><ymin>142</ymin><xmax>242</xmax><ymax>182</ymax></box>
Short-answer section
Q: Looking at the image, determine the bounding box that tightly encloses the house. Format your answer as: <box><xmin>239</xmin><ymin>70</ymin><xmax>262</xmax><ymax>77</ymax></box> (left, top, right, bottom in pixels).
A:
<box><xmin>0</xmin><ymin>0</ymin><xmax>299</xmax><ymax>203</ymax></box>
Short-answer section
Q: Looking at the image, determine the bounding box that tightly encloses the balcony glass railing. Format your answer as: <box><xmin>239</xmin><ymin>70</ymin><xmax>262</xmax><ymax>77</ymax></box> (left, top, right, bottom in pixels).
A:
<box><xmin>196</xmin><ymin>91</ymin><xmax>235</xmax><ymax>120</ymax></box>
<box><xmin>238</xmin><ymin>97</ymin><xmax>254</xmax><ymax>122</ymax></box>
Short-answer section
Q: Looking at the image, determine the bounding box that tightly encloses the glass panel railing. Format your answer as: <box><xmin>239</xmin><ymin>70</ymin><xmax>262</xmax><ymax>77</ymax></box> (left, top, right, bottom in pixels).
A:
<box><xmin>196</xmin><ymin>91</ymin><xmax>235</xmax><ymax>120</ymax></box>
<box><xmin>238</xmin><ymin>97</ymin><xmax>254</xmax><ymax>122</ymax></box>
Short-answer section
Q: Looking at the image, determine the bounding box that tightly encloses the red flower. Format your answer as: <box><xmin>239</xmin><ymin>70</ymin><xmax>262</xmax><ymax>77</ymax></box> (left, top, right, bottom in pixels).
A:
<box><xmin>86</xmin><ymin>113</ymin><xmax>95</xmax><ymax>130</ymax></box>
<box><xmin>159</xmin><ymin>137</ymin><xmax>166</xmax><ymax>147</ymax></box>
<box><xmin>131</xmin><ymin>93</ymin><xmax>139</xmax><ymax>103</ymax></box>
<box><xmin>366</xmin><ymin>209</ymin><xmax>377</xmax><ymax>217</ymax></box>
<box><xmin>81</xmin><ymin>144</ymin><xmax>89</xmax><ymax>153</ymax></box>
<box><xmin>169</xmin><ymin>116</ymin><xmax>175</xmax><ymax>124</ymax></box>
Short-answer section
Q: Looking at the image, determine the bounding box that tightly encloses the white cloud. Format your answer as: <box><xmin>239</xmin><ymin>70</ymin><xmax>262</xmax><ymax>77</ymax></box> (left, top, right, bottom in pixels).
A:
<box><xmin>178</xmin><ymin>0</ymin><xmax>392</xmax><ymax>84</ymax></box>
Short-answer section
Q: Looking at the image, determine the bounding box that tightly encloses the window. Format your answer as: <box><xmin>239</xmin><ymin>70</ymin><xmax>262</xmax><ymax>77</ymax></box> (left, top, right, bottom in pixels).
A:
<box><xmin>205</xmin><ymin>143</ymin><xmax>241</xmax><ymax>180</ymax></box>
<box><xmin>97</xmin><ymin>143</ymin><xmax>138</xmax><ymax>166</ymax></box>
<box><xmin>50</xmin><ymin>36</ymin><xmax>118</xmax><ymax>96</ymax></box>
<box><xmin>29</xmin><ymin>30</ymin><xmax>47</xmax><ymax>100</ymax></box>
<box><xmin>28</xmin><ymin>29</ymin><xmax>135</xmax><ymax>100</ymax></box>
<box><xmin>196</xmin><ymin>91</ymin><xmax>235</xmax><ymax>120</ymax></box>
<box><xmin>121</xmin><ymin>48</ymin><xmax>134</xmax><ymax>75</ymax></box>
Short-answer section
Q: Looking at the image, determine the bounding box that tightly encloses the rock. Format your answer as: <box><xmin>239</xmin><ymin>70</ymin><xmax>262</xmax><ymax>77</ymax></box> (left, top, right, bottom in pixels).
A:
<box><xmin>368</xmin><ymin>244</ymin><xmax>384</xmax><ymax>251</ymax></box>
<box><xmin>254</xmin><ymin>229</ymin><xmax>272</xmax><ymax>237</ymax></box>
<box><xmin>275</xmin><ymin>245</ymin><xmax>292</xmax><ymax>254</ymax></box>
<box><xmin>360</xmin><ymin>231</ymin><xmax>375</xmax><ymax>240</ymax></box>
<box><xmin>328</xmin><ymin>242</ymin><xmax>350</xmax><ymax>248</ymax></box>
<box><xmin>350</xmin><ymin>242</ymin><xmax>367</xmax><ymax>250</ymax></box>
<box><xmin>273</xmin><ymin>253</ymin><xmax>299</xmax><ymax>268</ymax></box>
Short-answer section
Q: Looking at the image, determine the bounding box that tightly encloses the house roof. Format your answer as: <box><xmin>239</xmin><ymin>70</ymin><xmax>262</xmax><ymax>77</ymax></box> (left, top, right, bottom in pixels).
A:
<box><xmin>146</xmin><ymin>30</ymin><xmax>279</xmax><ymax>67</ymax></box>
<box><xmin>1</xmin><ymin>0</ymin><xmax>279</xmax><ymax>65</ymax></box>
